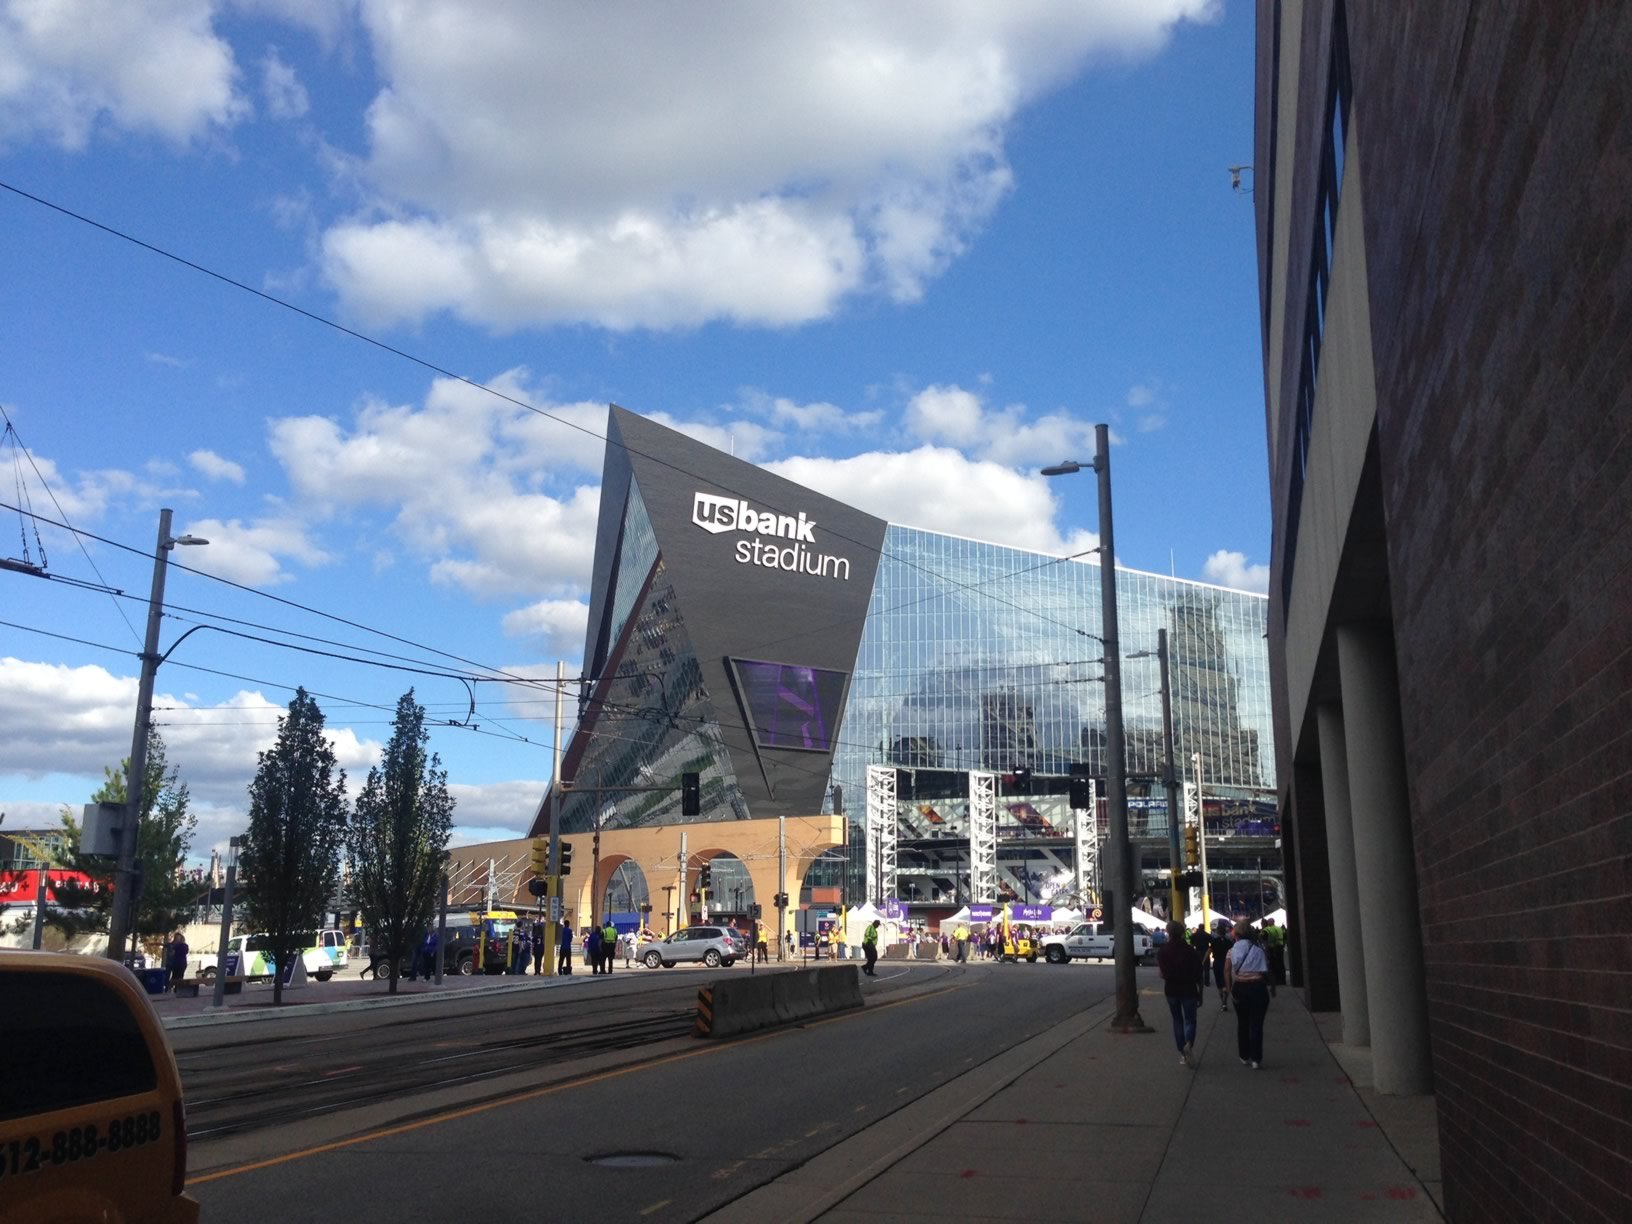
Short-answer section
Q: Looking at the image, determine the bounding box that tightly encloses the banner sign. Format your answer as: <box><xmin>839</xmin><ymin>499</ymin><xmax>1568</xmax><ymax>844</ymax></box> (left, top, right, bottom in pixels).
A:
<box><xmin>883</xmin><ymin>897</ymin><xmax>902</xmax><ymax>919</ymax></box>
<box><xmin>969</xmin><ymin>905</ymin><xmax>994</xmax><ymax>922</ymax></box>
<box><xmin>1010</xmin><ymin>904</ymin><xmax>1053</xmax><ymax>922</ymax></box>
<box><xmin>0</xmin><ymin>869</ymin><xmax>105</xmax><ymax>902</ymax></box>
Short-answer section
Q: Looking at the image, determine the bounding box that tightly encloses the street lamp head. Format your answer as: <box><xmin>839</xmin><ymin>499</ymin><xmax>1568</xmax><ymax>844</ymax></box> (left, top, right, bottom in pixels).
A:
<box><xmin>1039</xmin><ymin>460</ymin><xmax>1082</xmax><ymax>477</ymax></box>
<box><xmin>170</xmin><ymin>534</ymin><xmax>209</xmax><ymax>547</ymax></box>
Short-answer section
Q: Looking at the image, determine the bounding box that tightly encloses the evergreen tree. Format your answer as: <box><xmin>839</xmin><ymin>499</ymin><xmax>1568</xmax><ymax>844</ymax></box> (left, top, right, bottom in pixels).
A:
<box><xmin>239</xmin><ymin>689</ymin><xmax>348</xmax><ymax>1005</ymax></box>
<box><xmin>47</xmin><ymin>729</ymin><xmax>201</xmax><ymax>952</ymax></box>
<box><xmin>348</xmin><ymin>690</ymin><xmax>454</xmax><ymax>994</ymax></box>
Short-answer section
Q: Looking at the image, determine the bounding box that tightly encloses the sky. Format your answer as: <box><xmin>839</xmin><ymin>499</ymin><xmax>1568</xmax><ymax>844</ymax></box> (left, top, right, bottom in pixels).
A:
<box><xmin>0</xmin><ymin>0</ymin><xmax>1269</xmax><ymax>864</ymax></box>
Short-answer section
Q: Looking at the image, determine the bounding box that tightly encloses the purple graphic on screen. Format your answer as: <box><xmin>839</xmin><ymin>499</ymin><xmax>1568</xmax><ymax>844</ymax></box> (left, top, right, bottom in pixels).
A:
<box><xmin>731</xmin><ymin>659</ymin><xmax>848</xmax><ymax>752</ymax></box>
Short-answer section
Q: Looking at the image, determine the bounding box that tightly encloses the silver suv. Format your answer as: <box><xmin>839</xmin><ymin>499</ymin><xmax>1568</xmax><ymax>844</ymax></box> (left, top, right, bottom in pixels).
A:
<box><xmin>638</xmin><ymin>926</ymin><xmax>740</xmax><ymax>969</ymax></box>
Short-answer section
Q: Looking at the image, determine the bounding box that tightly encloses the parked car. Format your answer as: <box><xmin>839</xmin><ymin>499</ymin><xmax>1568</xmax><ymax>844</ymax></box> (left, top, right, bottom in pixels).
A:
<box><xmin>1040</xmin><ymin>922</ymin><xmax>1154</xmax><ymax>965</ymax></box>
<box><xmin>637</xmin><ymin>925</ymin><xmax>740</xmax><ymax>969</ymax></box>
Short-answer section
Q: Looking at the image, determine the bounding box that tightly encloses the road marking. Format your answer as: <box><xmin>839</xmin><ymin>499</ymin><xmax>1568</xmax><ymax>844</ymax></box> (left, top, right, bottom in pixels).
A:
<box><xmin>322</xmin><ymin>1065</ymin><xmax>363</xmax><ymax>1077</ymax></box>
<box><xmin>638</xmin><ymin>1199</ymin><xmax>672</xmax><ymax>1216</ymax></box>
<box><xmin>188</xmin><ymin>980</ymin><xmax>973</xmax><ymax>1186</ymax></box>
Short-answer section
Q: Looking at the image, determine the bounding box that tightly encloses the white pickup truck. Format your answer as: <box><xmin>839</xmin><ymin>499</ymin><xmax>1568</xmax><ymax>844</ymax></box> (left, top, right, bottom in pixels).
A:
<box><xmin>1041</xmin><ymin>921</ymin><xmax>1154</xmax><ymax>965</ymax></box>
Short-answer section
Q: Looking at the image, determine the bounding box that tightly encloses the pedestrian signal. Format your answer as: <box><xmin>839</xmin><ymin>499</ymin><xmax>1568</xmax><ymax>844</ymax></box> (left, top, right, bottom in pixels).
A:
<box><xmin>529</xmin><ymin>837</ymin><xmax>548</xmax><ymax>875</ymax></box>
<box><xmin>681</xmin><ymin>771</ymin><xmax>701</xmax><ymax>816</ymax></box>
<box><xmin>560</xmin><ymin>841</ymin><xmax>574</xmax><ymax>875</ymax></box>
<box><xmin>1183</xmin><ymin>825</ymin><xmax>1200</xmax><ymax>867</ymax></box>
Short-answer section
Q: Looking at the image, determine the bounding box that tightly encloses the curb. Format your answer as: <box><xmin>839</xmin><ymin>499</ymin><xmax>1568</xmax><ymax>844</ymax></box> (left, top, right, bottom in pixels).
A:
<box><xmin>161</xmin><ymin>973</ymin><xmax>572</xmax><ymax>1029</ymax></box>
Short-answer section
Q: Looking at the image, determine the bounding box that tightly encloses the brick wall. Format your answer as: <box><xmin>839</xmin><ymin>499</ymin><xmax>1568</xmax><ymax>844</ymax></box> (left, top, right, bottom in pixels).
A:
<box><xmin>1350</xmin><ymin>5</ymin><xmax>1632</xmax><ymax>1220</ymax></box>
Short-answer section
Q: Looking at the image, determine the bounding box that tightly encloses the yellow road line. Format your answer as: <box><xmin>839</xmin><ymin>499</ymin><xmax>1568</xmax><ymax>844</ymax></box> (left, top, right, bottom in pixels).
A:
<box><xmin>188</xmin><ymin>980</ymin><xmax>971</xmax><ymax>1186</ymax></box>
<box><xmin>638</xmin><ymin>1199</ymin><xmax>672</xmax><ymax>1216</ymax></box>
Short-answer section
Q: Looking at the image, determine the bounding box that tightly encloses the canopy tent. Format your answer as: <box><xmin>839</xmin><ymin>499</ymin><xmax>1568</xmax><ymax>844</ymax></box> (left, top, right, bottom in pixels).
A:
<box><xmin>1050</xmin><ymin>908</ymin><xmax>1086</xmax><ymax>926</ymax></box>
<box><xmin>1126</xmin><ymin>908</ymin><xmax>1165</xmax><ymax>932</ymax></box>
<box><xmin>1259</xmin><ymin>908</ymin><xmax>1287</xmax><ymax>927</ymax></box>
<box><xmin>1184</xmin><ymin>907</ymin><xmax>1235</xmax><ymax>930</ymax></box>
<box><xmin>939</xmin><ymin>906</ymin><xmax>973</xmax><ymax>929</ymax></box>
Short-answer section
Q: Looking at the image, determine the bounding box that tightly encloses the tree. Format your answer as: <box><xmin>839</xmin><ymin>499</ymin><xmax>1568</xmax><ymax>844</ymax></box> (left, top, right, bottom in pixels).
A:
<box><xmin>347</xmin><ymin>690</ymin><xmax>454</xmax><ymax>994</ymax></box>
<box><xmin>239</xmin><ymin>689</ymin><xmax>348</xmax><ymax>1005</ymax></box>
<box><xmin>46</xmin><ymin>729</ymin><xmax>201</xmax><ymax>951</ymax></box>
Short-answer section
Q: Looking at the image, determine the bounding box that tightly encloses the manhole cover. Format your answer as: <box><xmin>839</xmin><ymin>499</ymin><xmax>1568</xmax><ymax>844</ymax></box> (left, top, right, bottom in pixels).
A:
<box><xmin>587</xmin><ymin>1152</ymin><xmax>681</xmax><ymax>1168</ymax></box>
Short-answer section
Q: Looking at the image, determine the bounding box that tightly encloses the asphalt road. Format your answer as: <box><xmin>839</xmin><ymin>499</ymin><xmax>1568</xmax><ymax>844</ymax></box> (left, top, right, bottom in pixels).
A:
<box><xmin>183</xmin><ymin>959</ymin><xmax>1119</xmax><ymax>1223</ymax></box>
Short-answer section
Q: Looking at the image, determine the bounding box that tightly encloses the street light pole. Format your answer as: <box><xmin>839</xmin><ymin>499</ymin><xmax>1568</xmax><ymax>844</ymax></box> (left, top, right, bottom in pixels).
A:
<box><xmin>1193</xmin><ymin>750</ymin><xmax>1213</xmax><ymax>923</ymax></box>
<box><xmin>1158</xmin><ymin>629</ymin><xmax>1184</xmax><ymax>924</ymax></box>
<box><xmin>107</xmin><ymin>508</ymin><xmax>207</xmax><ymax>964</ymax></box>
<box><xmin>1043</xmin><ymin>425</ymin><xmax>1147</xmax><ymax>1032</ymax></box>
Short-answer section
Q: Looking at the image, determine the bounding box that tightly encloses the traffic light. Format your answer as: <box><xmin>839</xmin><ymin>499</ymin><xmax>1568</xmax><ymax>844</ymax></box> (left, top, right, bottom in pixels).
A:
<box><xmin>681</xmin><ymin>771</ymin><xmax>701</xmax><ymax>816</ymax></box>
<box><xmin>1183</xmin><ymin>825</ymin><xmax>1199</xmax><ymax>867</ymax></box>
<box><xmin>698</xmin><ymin>864</ymin><xmax>712</xmax><ymax>891</ymax></box>
<box><xmin>1011</xmin><ymin>766</ymin><xmax>1032</xmax><ymax>795</ymax></box>
<box><xmin>559</xmin><ymin>840</ymin><xmax>574</xmax><ymax>875</ymax></box>
<box><xmin>529</xmin><ymin>837</ymin><xmax>548</xmax><ymax>875</ymax></box>
<box><xmin>689</xmin><ymin>890</ymin><xmax>701</xmax><ymax>904</ymax></box>
<box><xmin>1069</xmin><ymin>764</ymin><xmax>1094</xmax><ymax>809</ymax></box>
<box><xmin>773</xmin><ymin>892</ymin><xmax>789</xmax><ymax>909</ymax></box>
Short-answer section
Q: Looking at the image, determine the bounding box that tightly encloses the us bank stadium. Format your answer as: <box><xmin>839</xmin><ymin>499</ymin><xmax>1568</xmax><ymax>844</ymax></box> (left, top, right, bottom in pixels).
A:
<box><xmin>501</xmin><ymin>406</ymin><xmax>1277</xmax><ymax>935</ymax></box>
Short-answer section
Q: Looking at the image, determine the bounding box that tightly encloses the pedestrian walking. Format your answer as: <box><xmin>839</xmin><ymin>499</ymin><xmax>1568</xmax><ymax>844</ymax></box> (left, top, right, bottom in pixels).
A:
<box><xmin>166</xmin><ymin>931</ymin><xmax>189</xmax><ymax>988</ymax></box>
<box><xmin>954</xmin><ymin>923</ymin><xmax>970</xmax><ymax>963</ymax></box>
<box><xmin>531</xmin><ymin>919</ymin><xmax>547</xmax><ymax>975</ymax></box>
<box><xmin>785</xmin><ymin>930</ymin><xmax>795</xmax><ymax>960</ymax></box>
<box><xmin>1209</xmin><ymin>921</ymin><xmax>1231</xmax><ymax>1010</ymax></box>
<box><xmin>586</xmin><ymin>923</ymin><xmax>603</xmax><ymax>974</ymax></box>
<box><xmin>557</xmin><ymin>918</ymin><xmax>573</xmax><ymax>975</ymax></box>
<box><xmin>601</xmin><ymin>919</ymin><xmax>618</xmax><ymax>975</ymax></box>
<box><xmin>511</xmin><ymin>926</ymin><xmax>530</xmax><ymax>974</ymax></box>
<box><xmin>1226</xmin><ymin>919</ymin><xmax>1274</xmax><ymax>1068</ymax></box>
<box><xmin>862</xmin><ymin>919</ymin><xmax>881</xmax><ymax>976</ymax></box>
<box><xmin>755</xmin><ymin>920</ymin><xmax>769</xmax><ymax>964</ymax></box>
<box><xmin>1158</xmin><ymin>920</ymin><xmax>1204</xmax><ymax>1068</ymax></box>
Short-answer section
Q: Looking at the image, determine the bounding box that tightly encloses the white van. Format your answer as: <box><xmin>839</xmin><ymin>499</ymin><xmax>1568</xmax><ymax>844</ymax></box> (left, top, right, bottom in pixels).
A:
<box><xmin>196</xmin><ymin>929</ymin><xmax>349</xmax><ymax>982</ymax></box>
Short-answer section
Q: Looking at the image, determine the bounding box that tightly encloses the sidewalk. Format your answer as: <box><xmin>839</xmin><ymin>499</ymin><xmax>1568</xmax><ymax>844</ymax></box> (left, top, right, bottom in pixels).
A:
<box><xmin>709</xmin><ymin>985</ymin><xmax>1444</xmax><ymax>1223</ymax></box>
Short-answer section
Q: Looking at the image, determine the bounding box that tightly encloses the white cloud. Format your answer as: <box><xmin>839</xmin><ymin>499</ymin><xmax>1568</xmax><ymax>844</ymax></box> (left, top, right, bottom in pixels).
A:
<box><xmin>176</xmin><ymin>514</ymin><xmax>333</xmax><ymax>585</ymax></box>
<box><xmin>447</xmin><ymin>779</ymin><xmax>547</xmax><ymax>841</ymax></box>
<box><xmin>317</xmin><ymin>0</ymin><xmax>1216</xmax><ymax>329</ymax></box>
<box><xmin>260</xmin><ymin>46</ymin><xmax>308</xmax><ymax>119</ymax></box>
<box><xmin>768</xmin><ymin>446</ymin><xmax>1097</xmax><ymax>557</ymax></box>
<box><xmin>188</xmin><ymin>448</ymin><xmax>246</xmax><ymax>483</ymax></box>
<box><xmin>0</xmin><ymin>0</ymin><xmax>247</xmax><ymax>149</ymax></box>
<box><xmin>740</xmin><ymin>390</ymin><xmax>883</xmax><ymax>433</ymax></box>
<box><xmin>1126</xmin><ymin>381</ymin><xmax>1169</xmax><ymax>432</ymax></box>
<box><xmin>0</xmin><ymin>657</ymin><xmax>386</xmax><ymax>862</ymax></box>
<box><xmin>1201</xmin><ymin>549</ymin><xmax>1269</xmax><ymax>594</ymax></box>
<box><xmin>266</xmin><ymin>374</ymin><xmax>781</xmax><ymax>599</ymax></box>
<box><xmin>501</xmin><ymin>599</ymin><xmax>589</xmax><ymax>659</ymax></box>
<box><xmin>905</xmin><ymin>382</ymin><xmax>1099</xmax><ymax>467</ymax></box>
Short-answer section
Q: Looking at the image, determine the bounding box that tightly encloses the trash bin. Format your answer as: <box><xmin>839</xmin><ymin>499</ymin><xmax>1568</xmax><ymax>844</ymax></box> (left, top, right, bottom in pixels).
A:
<box><xmin>136</xmin><ymin>968</ymin><xmax>169</xmax><ymax>995</ymax></box>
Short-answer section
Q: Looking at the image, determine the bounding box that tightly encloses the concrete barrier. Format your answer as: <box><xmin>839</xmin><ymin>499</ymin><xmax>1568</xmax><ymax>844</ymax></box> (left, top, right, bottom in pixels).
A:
<box><xmin>916</xmin><ymin>943</ymin><xmax>941</xmax><ymax>961</ymax></box>
<box><xmin>883</xmin><ymin>943</ymin><xmax>911</xmax><ymax>959</ymax></box>
<box><xmin>695</xmin><ymin>966</ymin><xmax>863</xmax><ymax>1039</ymax></box>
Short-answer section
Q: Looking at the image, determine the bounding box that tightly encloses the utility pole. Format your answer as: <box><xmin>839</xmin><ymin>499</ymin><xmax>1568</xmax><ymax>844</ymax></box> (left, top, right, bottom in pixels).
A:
<box><xmin>678</xmin><ymin>830</ymin><xmax>689</xmax><ymax>931</ymax></box>
<box><xmin>107</xmin><ymin>508</ymin><xmax>207</xmax><ymax>964</ymax></box>
<box><xmin>541</xmin><ymin>660</ymin><xmax>567</xmax><ymax>973</ymax></box>
<box><xmin>1158</xmin><ymin>629</ymin><xmax>1184</xmax><ymax>924</ymax></box>
<box><xmin>777</xmin><ymin>812</ymin><xmax>787</xmax><ymax>961</ymax></box>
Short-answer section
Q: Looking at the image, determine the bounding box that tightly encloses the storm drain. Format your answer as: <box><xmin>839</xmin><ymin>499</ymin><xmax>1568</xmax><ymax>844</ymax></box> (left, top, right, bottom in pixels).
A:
<box><xmin>586</xmin><ymin>1151</ymin><xmax>682</xmax><ymax>1168</ymax></box>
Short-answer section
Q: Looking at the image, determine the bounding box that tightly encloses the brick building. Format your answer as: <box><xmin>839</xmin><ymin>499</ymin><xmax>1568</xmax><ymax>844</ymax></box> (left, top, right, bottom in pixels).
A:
<box><xmin>1253</xmin><ymin>3</ymin><xmax>1631</xmax><ymax>1220</ymax></box>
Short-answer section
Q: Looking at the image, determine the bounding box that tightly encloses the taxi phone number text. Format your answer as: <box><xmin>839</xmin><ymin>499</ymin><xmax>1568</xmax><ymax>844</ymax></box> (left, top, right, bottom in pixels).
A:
<box><xmin>1</xmin><ymin>1111</ymin><xmax>163</xmax><ymax>1178</ymax></box>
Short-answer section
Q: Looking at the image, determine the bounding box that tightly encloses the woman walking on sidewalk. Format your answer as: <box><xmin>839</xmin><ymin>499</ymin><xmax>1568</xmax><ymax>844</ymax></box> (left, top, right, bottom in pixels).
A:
<box><xmin>1225</xmin><ymin>920</ymin><xmax>1274</xmax><ymax>1068</ymax></box>
<box><xmin>1157</xmin><ymin>920</ymin><xmax>1204</xmax><ymax>1067</ymax></box>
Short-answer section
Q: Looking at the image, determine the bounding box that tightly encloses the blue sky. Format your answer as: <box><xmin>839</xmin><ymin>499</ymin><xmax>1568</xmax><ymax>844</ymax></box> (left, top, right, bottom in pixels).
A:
<box><xmin>0</xmin><ymin>0</ymin><xmax>1267</xmax><ymax>861</ymax></box>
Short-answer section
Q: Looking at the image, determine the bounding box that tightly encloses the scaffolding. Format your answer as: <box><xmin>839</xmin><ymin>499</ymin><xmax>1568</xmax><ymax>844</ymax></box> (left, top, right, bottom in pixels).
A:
<box><xmin>968</xmin><ymin>771</ymin><xmax>997</xmax><ymax>903</ymax></box>
<box><xmin>865</xmin><ymin>765</ymin><xmax>898</xmax><ymax>906</ymax></box>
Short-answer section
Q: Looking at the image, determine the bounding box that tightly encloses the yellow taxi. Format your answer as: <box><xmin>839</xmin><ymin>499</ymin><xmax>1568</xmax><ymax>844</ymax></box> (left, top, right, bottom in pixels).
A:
<box><xmin>0</xmin><ymin>950</ymin><xmax>200</xmax><ymax>1224</ymax></box>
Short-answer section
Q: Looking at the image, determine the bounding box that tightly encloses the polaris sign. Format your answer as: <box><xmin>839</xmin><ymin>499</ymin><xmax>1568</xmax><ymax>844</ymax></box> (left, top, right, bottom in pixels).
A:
<box><xmin>692</xmin><ymin>491</ymin><xmax>851</xmax><ymax>581</ymax></box>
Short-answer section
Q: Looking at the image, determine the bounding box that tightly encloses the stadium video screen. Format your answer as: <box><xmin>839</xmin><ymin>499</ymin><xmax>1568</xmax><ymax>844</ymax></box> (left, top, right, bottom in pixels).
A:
<box><xmin>729</xmin><ymin>659</ymin><xmax>849</xmax><ymax>753</ymax></box>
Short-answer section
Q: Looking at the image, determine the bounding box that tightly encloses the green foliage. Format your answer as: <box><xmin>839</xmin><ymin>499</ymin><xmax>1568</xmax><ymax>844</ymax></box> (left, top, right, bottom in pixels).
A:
<box><xmin>46</xmin><ymin>729</ymin><xmax>201</xmax><ymax>949</ymax></box>
<box><xmin>347</xmin><ymin>690</ymin><xmax>454</xmax><ymax>994</ymax></box>
<box><xmin>239</xmin><ymin>689</ymin><xmax>348</xmax><ymax>1005</ymax></box>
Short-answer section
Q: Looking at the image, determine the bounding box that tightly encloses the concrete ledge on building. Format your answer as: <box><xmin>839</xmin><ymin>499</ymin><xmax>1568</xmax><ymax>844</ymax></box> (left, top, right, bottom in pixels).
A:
<box><xmin>696</xmin><ymin>965</ymin><xmax>863</xmax><ymax>1038</ymax></box>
